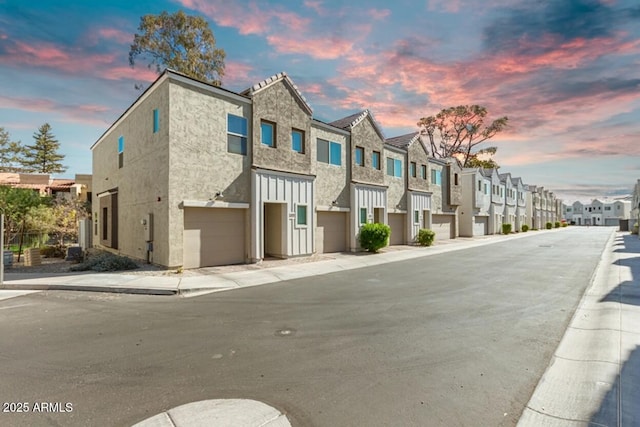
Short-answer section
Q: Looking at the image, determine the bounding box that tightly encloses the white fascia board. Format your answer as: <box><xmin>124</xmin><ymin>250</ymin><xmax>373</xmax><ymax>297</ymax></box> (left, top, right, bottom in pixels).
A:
<box><xmin>180</xmin><ymin>200</ymin><xmax>250</xmax><ymax>209</ymax></box>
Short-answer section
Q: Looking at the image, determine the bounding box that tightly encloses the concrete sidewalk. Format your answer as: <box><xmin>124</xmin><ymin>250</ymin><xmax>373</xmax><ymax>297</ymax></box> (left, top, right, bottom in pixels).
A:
<box><xmin>518</xmin><ymin>231</ymin><xmax>640</xmax><ymax>426</ymax></box>
<box><xmin>0</xmin><ymin>230</ymin><xmax>543</xmax><ymax>296</ymax></box>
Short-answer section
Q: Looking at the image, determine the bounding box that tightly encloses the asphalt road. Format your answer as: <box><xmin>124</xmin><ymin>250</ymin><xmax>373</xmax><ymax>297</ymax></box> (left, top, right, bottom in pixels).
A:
<box><xmin>0</xmin><ymin>227</ymin><xmax>614</xmax><ymax>427</ymax></box>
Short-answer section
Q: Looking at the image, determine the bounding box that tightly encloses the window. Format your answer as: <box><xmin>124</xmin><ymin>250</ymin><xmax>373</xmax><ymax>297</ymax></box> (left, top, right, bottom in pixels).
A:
<box><xmin>454</xmin><ymin>173</ymin><xmax>459</xmax><ymax>185</ymax></box>
<box><xmin>296</xmin><ymin>205</ymin><xmax>307</xmax><ymax>226</ymax></box>
<box><xmin>355</xmin><ymin>146</ymin><xmax>364</xmax><ymax>166</ymax></box>
<box><xmin>291</xmin><ymin>129</ymin><xmax>304</xmax><ymax>153</ymax></box>
<box><xmin>102</xmin><ymin>207</ymin><xmax>108</xmax><ymax>240</ymax></box>
<box><xmin>605</xmin><ymin>206</ymin><xmax>611</xmax><ymax>211</ymax></box>
<box><xmin>431</xmin><ymin>169</ymin><xmax>441</xmax><ymax>185</ymax></box>
<box><xmin>261</xmin><ymin>121</ymin><xmax>275</xmax><ymax>147</ymax></box>
<box><xmin>387</xmin><ymin>158</ymin><xmax>402</xmax><ymax>177</ymax></box>
<box><xmin>478</xmin><ymin>180</ymin><xmax>482</xmax><ymax>190</ymax></box>
<box><xmin>153</xmin><ymin>109</ymin><xmax>160</xmax><ymax>133</ymax></box>
<box><xmin>359</xmin><ymin>207</ymin><xmax>367</xmax><ymax>225</ymax></box>
<box><xmin>410</xmin><ymin>162</ymin><xmax>417</xmax><ymax>178</ymax></box>
<box><xmin>372</xmin><ymin>151</ymin><xmax>381</xmax><ymax>170</ymax></box>
<box><xmin>317</xmin><ymin>139</ymin><xmax>341</xmax><ymax>166</ymax></box>
<box><xmin>227</xmin><ymin>114</ymin><xmax>247</xmax><ymax>155</ymax></box>
<box><xmin>414</xmin><ymin>210</ymin><xmax>420</xmax><ymax>224</ymax></box>
<box><xmin>118</xmin><ymin>136</ymin><xmax>124</xmax><ymax>168</ymax></box>
<box><xmin>420</xmin><ymin>165</ymin><xmax>427</xmax><ymax>179</ymax></box>
<box><xmin>567</xmin><ymin>207</ymin><xmax>572</xmax><ymax>212</ymax></box>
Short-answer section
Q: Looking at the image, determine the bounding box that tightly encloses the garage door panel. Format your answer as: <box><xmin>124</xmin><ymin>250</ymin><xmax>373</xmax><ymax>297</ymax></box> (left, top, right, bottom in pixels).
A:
<box><xmin>388</xmin><ymin>213</ymin><xmax>405</xmax><ymax>245</ymax></box>
<box><xmin>473</xmin><ymin>216</ymin><xmax>488</xmax><ymax>236</ymax></box>
<box><xmin>183</xmin><ymin>208</ymin><xmax>246</xmax><ymax>268</ymax></box>
<box><xmin>432</xmin><ymin>214</ymin><xmax>453</xmax><ymax>240</ymax></box>
<box><xmin>317</xmin><ymin>211</ymin><xmax>347</xmax><ymax>253</ymax></box>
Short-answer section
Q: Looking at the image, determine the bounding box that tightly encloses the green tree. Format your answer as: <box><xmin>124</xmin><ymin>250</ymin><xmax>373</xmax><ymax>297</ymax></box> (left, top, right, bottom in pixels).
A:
<box><xmin>417</xmin><ymin>105</ymin><xmax>508</xmax><ymax>167</ymax></box>
<box><xmin>129</xmin><ymin>10</ymin><xmax>226</xmax><ymax>86</ymax></box>
<box><xmin>0</xmin><ymin>127</ymin><xmax>27</xmax><ymax>172</ymax></box>
<box><xmin>21</xmin><ymin>123</ymin><xmax>67</xmax><ymax>174</ymax></box>
<box><xmin>466</xmin><ymin>147</ymin><xmax>500</xmax><ymax>169</ymax></box>
<box><xmin>0</xmin><ymin>186</ymin><xmax>43</xmax><ymax>255</ymax></box>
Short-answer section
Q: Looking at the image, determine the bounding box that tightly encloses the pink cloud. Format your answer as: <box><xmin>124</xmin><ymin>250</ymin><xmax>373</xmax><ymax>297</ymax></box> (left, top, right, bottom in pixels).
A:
<box><xmin>266</xmin><ymin>34</ymin><xmax>356</xmax><ymax>59</ymax></box>
<box><xmin>0</xmin><ymin>95</ymin><xmax>111</xmax><ymax>127</ymax></box>
<box><xmin>96</xmin><ymin>27</ymin><xmax>132</xmax><ymax>45</ymax></box>
<box><xmin>223</xmin><ymin>61</ymin><xmax>254</xmax><ymax>86</ymax></box>
<box><xmin>368</xmin><ymin>9</ymin><xmax>391</xmax><ymax>20</ymax></box>
<box><xmin>177</xmin><ymin>0</ymin><xmax>359</xmax><ymax>60</ymax></box>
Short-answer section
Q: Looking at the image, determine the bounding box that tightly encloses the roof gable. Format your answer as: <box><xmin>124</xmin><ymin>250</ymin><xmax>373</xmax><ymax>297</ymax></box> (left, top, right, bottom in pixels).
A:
<box><xmin>385</xmin><ymin>132</ymin><xmax>420</xmax><ymax>150</ymax></box>
<box><xmin>330</xmin><ymin>109</ymin><xmax>385</xmax><ymax>140</ymax></box>
<box><xmin>242</xmin><ymin>71</ymin><xmax>312</xmax><ymax>115</ymax></box>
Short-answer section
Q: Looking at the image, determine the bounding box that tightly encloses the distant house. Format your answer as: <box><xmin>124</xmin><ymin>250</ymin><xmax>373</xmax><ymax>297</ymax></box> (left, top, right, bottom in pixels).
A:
<box><xmin>0</xmin><ymin>172</ymin><xmax>91</xmax><ymax>202</ymax></box>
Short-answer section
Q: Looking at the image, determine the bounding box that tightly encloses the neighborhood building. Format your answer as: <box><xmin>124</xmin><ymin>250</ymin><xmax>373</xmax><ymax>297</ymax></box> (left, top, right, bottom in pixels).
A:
<box><xmin>0</xmin><ymin>172</ymin><xmax>92</xmax><ymax>202</ymax></box>
<box><xmin>563</xmin><ymin>199</ymin><xmax>632</xmax><ymax>227</ymax></box>
<box><xmin>90</xmin><ymin>69</ymin><xmax>563</xmax><ymax>269</ymax></box>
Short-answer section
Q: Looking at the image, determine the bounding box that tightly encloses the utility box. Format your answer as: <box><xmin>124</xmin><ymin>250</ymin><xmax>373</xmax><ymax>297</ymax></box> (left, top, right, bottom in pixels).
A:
<box><xmin>144</xmin><ymin>213</ymin><xmax>153</xmax><ymax>242</ymax></box>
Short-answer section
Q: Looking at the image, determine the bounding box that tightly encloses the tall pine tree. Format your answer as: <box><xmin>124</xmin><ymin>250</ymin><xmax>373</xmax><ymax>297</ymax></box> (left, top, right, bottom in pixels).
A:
<box><xmin>22</xmin><ymin>123</ymin><xmax>67</xmax><ymax>174</ymax></box>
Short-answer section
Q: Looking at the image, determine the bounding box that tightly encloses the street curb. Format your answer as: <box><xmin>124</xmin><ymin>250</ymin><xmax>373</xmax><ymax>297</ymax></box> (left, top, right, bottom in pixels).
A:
<box><xmin>0</xmin><ymin>284</ymin><xmax>178</xmax><ymax>295</ymax></box>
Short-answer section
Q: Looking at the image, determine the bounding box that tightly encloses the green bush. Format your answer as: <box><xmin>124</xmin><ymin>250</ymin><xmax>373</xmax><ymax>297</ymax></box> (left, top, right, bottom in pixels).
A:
<box><xmin>554</xmin><ymin>221</ymin><xmax>561</xmax><ymax>228</ymax></box>
<box><xmin>561</xmin><ymin>222</ymin><xmax>568</xmax><ymax>227</ymax></box>
<box><xmin>70</xmin><ymin>252</ymin><xmax>139</xmax><ymax>272</ymax></box>
<box><xmin>632</xmin><ymin>224</ymin><xmax>639</xmax><ymax>235</ymax></box>
<box><xmin>359</xmin><ymin>223</ymin><xmax>391</xmax><ymax>252</ymax></box>
<box><xmin>521</xmin><ymin>224</ymin><xmax>529</xmax><ymax>232</ymax></box>
<box><xmin>416</xmin><ymin>228</ymin><xmax>436</xmax><ymax>246</ymax></box>
<box><xmin>545</xmin><ymin>222</ymin><xmax>553</xmax><ymax>230</ymax></box>
<box><xmin>502</xmin><ymin>223</ymin><xmax>512</xmax><ymax>234</ymax></box>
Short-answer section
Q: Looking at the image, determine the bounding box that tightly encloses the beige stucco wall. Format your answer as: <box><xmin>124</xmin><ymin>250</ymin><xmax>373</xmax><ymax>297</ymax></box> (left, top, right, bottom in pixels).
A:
<box><xmin>350</xmin><ymin>117</ymin><xmax>385</xmax><ymax>185</ymax></box>
<box><xmin>251</xmin><ymin>80</ymin><xmax>312</xmax><ymax>175</ymax></box>
<box><xmin>166</xmin><ymin>80</ymin><xmax>252</xmax><ymax>267</ymax></box>
<box><xmin>92</xmin><ymin>78</ymin><xmax>171</xmax><ymax>265</ymax></box>
<box><xmin>384</xmin><ymin>147</ymin><xmax>407</xmax><ymax>211</ymax></box>
<box><xmin>311</xmin><ymin>123</ymin><xmax>350</xmax><ymax>208</ymax></box>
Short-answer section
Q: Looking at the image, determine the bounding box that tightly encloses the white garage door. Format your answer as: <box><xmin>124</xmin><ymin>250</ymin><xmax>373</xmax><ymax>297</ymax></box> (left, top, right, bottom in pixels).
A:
<box><xmin>473</xmin><ymin>216</ymin><xmax>488</xmax><ymax>236</ymax></box>
<box><xmin>183</xmin><ymin>208</ymin><xmax>246</xmax><ymax>268</ymax></box>
<box><xmin>317</xmin><ymin>211</ymin><xmax>347</xmax><ymax>253</ymax></box>
<box><xmin>388</xmin><ymin>213</ymin><xmax>405</xmax><ymax>245</ymax></box>
<box><xmin>432</xmin><ymin>214</ymin><xmax>453</xmax><ymax>241</ymax></box>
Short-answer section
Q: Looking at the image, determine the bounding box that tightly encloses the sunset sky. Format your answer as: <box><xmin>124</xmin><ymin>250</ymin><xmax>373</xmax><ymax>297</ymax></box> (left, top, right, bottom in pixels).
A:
<box><xmin>1</xmin><ymin>0</ymin><xmax>639</xmax><ymax>202</ymax></box>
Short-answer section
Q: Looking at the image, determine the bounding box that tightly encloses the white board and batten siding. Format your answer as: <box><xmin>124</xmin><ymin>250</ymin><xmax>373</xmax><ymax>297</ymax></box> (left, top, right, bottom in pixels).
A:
<box><xmin>350</xmin><ymin>183</ymin><xmax>387</xmax><ymax>250</ymax></box>
<box><xmin>408</xmin><ymin>191</ymin><xmax>432</xmax><ymax>243</ymax></box>
<box><xmin>251</xmin><ymin>169</ymin><xmax>315</xmax><ymax>261</ymax></box>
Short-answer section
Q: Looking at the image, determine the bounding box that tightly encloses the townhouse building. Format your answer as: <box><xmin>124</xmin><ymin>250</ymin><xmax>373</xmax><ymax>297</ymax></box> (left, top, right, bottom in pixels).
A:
<box><xmin>427</xmin><ymin>158</ymin><xmax>462</xmax><ymax>240</ymax></box>
<box><xmin>92</xmin><ymin>70</ymin><xmax>437</xmax><ymax>268</ymax></box>
<box><xmin>459</xmin><ymin>168</ymin><xmax>491</xmax><ymax>237</ymax></box>
<box><xmin>565</xmin><ymin>199</ymin><xmax>631</xmax><ymax>227</ymax></box>
<box><xmin>91</xmin><ymin>69</ymin><xmax>565</xmax><ymax>268</ymax></box>
<box><xmin>512</xmin><ymin>177</ymin><xmax>528</xmax><ymax>232</ymax></box>
<box><xmin>632</xmin><ymin>180</ymin><xmax>640</xmax><ymax>231</ymax></box>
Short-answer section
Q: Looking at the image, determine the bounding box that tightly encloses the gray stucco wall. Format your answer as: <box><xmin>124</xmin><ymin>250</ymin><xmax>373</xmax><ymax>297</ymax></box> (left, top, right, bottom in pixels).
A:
<box><xmin>251</xmin><ymin>80</ymin><xmax>312</xmax><ymax>175</ymax></box>
<box><xmin>92</xmin><ymin>78</ymin><xmax>171</xmax><ymax>265</ymax></box>
<box><xmin>447</xmin><ymin>162</ymin><xmax>463</xmax><ymax>207</ymax></box>
<box><xmin>429</xmin><ymin>162</ymin><xmax>444</xmax><ymax>213</ymax></box>
<box><xmin>384</xmin><ymin>147</ymin><xmax>406</xmax><ymax>211</ymax></box>
<box><xmin>167</xmin><ymin>80</ymin><xmax>252</xmax><ymax>267</ymax></box>
<box><xmin>312</xmin><ymin>124</ymin><xmax>350</xmax><ymax>208</ymax></box>
<box><xmin>350</xmin><ymin>117</ymin><xmax>385</xmax><ymax>185</ymax></box>
<box><xmin>407</xmin><ymin>141</ymin><xmax>429</xmax><ymax>192</ymax></box>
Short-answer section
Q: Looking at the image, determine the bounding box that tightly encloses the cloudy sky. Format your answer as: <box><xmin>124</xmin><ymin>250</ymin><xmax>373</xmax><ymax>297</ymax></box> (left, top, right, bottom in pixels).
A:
<box><xmin>1</xmin><ymin>0</ymin><xmax>639</xmax><ymax>202</ymax></box>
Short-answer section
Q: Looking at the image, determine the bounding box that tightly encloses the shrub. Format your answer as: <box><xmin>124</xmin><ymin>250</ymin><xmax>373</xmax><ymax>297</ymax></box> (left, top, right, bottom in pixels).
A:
<box><xmin>416</xmin><ymin>228</ymin><xmax>436</xmax><ymax>246</ymax></box>
<box><xmin>632</xmin><ymin>224</ymin><xmax>639</xmax><ymax>235</ymax></box>
<box><xmin>561</xmin><ymin>222</ymin><xmax>568</xmax><ymax>227</ymax></box>
<box><xmin>359</xmin><ymin>223</ymin><xmax>391</xmax><ymax>253</ymax></box>
<box><xmin>554</xmin><ymin>221</ymin><xmax>561</xmax><ymax>228</ymax></box>
<box><xmin>40</xmin><ymin>245</ymin><xmax>66</xmax><ymax>258</ymax></box>
<box><xmin>545</xmin><ymin>222</ymin><xmax>553</xmax><ymax>230</ymax></box>
<box><xmin>521</xmin><ymin>224</ymin><xmax>529</xmax><ymax>232</ymax></box>
<box><xmin>70</xmin><ymin>252</ymin><xmax>139</xmax><ymax>272</ymax></box>
<box><xmin>502</xmin><ymin>223</ymin><xmax>512</xmax><ymax>234</ymax></box>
